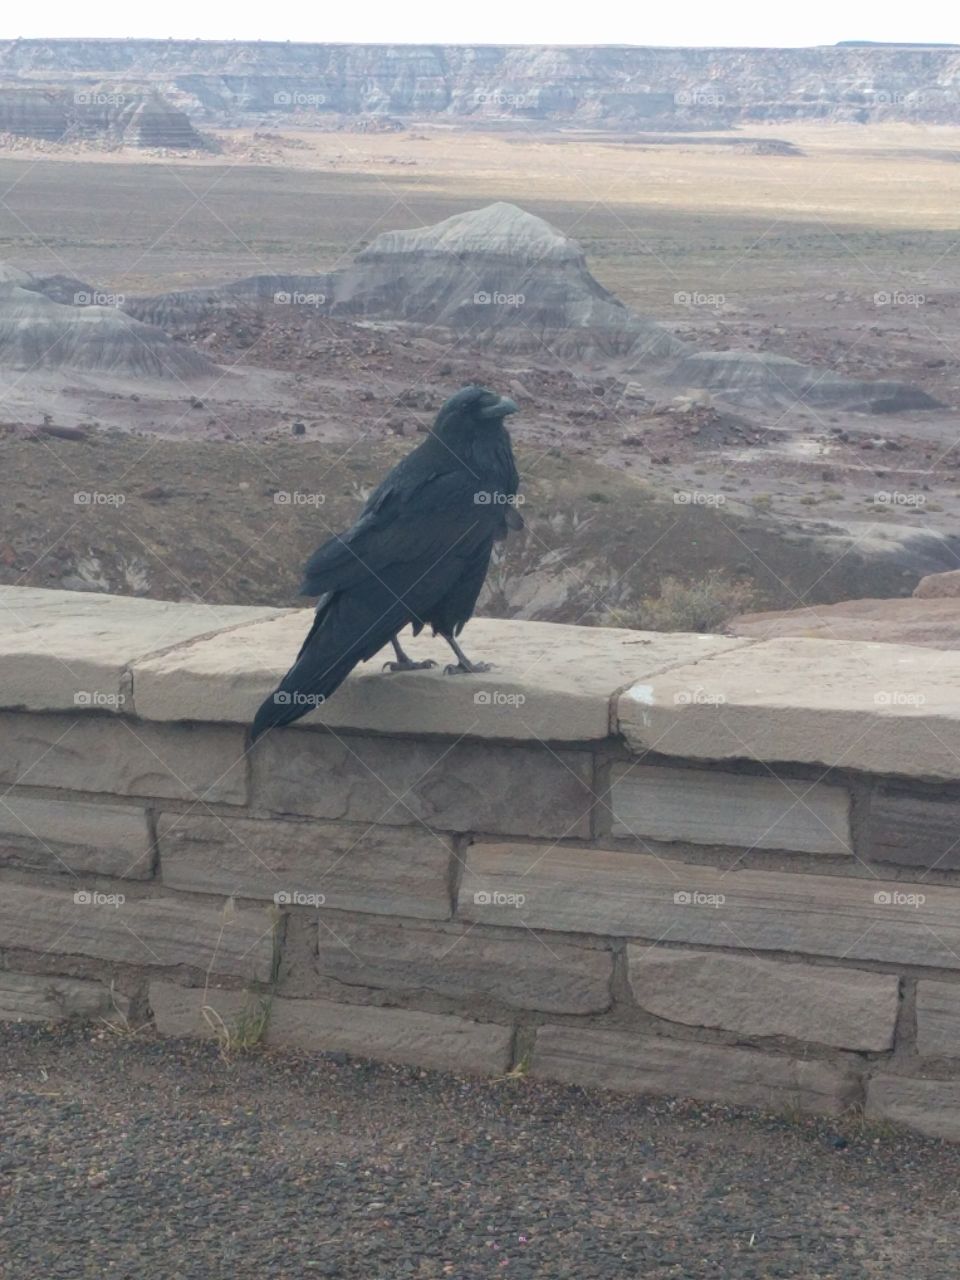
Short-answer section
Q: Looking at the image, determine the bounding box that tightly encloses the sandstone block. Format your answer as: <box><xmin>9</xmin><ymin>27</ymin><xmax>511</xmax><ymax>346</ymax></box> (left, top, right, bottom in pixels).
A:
<box><xmin>618</xmin><ymin>637</ymin><xmax>960</xmax><ymax>779</ymax></box>
<box><xmin>252</xmin><ymin>730</ymin><xmax>593</xmax><ymax>837</ymax></box>
<box><xmin>312</xmin><ymin>917</ymin><xmax>612</xmax><ymax>1013</ymax></box>
<box><xmin>0</xmin><ymin>794</ymin><xmax>152</xmax><ymax>878</ymax></box>
<box><xmin>532</xmin><ymin>1025</ymin><xmax>859</xmax><ymax>1114</ymax></box>
<box><xmin>458</xmin><ymin>842</ymin><xmax>960</xmax><ymax>969</ymax></box>
<box><xmin>149</xmin><ymin>979</ymin><xmax>267</xmax><ymax>1040</ymax></box>
<box><xmin>0</xmin><ymin>585</ymin><xmax>277</xmax><ymax>713</ymax></box>
<box><xmin>862</xmin><ymin>786</ymin><xmax>960</xmax><ymax>871</ymax></box>
<box><xmin>0</xmin><ymin>713</ymin><xmax>246</xmax><ymax>804</ymax></box>
<box><xmin>608</xmin><ymin>763</ymin><xmax>850</xmax><ymax>854</ymax></box>
<box><xmin>916</xmin><ymin>981</ymin><xmax>960</xmax><ymax>1057</ymax></box>
<box><xmin>266</xmin><ymin>996</ymin><xmax>512</xmax><ymax>1074</ymax></box>
<box><xmin>157</xmin><ymin>813</ymin><xmax>452</xmax><ymax>919</ymax></box>
<box><xmin>0</xmin><ymin>884</ymin><xmax>274</xmax><ymax>981</ymax></box>
<box><xmin>627</xmin><ymin>947</ymin><xmax>897</xmax><ymax>1050</ymax></box>
<box><xmin>0</xmin><ymin>971</ymin><xmax>122</xmax><ymax>1023</ymax></box>
<box><xmin>866</xmin><ymin>1075</ymin><xmax>960</xmax><ymax>1141</ymax></box>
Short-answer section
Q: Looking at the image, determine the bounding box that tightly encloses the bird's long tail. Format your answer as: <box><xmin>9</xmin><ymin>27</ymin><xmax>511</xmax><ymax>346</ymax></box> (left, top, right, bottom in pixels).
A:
<box><xmin>251</xmin><ymin>592</ymin><xmax>403</xmax><ymax>740</ymax></box>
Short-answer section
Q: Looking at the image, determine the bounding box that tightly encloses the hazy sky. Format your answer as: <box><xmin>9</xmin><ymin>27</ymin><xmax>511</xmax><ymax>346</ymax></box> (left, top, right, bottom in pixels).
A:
<box><xmin>10</xmin><ymin>1</ymin><xmax>959</xmax><ymax>47</ymax></box>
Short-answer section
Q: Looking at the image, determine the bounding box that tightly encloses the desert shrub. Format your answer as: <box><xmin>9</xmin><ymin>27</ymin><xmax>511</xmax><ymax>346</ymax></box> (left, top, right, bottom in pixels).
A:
<box><xmin>605</xmin><ymin>570</ymin><xmax>756</xmax><ymax>634</ymax></box>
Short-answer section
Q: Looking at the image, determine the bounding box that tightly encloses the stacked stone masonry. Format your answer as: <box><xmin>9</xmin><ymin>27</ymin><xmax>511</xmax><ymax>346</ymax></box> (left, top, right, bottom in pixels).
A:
<box><xmin>3</xmin><ymin>588</ymin><xmax>960</xmax><ymax>1141</ymax></box>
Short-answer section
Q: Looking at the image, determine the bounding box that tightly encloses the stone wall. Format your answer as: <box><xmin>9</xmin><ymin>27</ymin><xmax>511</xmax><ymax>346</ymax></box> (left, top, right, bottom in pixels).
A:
<box><xmin>3</xmin><ymin>587</ymin><xmax>960</xmax><ymax>1140</ymax></box>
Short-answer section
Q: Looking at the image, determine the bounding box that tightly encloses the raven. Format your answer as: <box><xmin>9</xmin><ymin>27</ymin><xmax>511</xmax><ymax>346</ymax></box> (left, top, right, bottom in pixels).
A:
<box><xmin>251</xmin><ymin>385</ymin><xmax>521</xmax><ymax>739</ymax></box>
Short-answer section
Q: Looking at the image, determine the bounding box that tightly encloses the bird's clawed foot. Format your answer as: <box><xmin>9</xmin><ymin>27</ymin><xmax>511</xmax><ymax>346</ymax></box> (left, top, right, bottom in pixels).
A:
<box><xmin>382</xmin><ymin>658</ymin><xmax>438</xmax><ymax>673</ymax></box>
<box><xmin>440</xmin><ymin>633</ymin><xmax>493</xmax><ymax>676</ymax></box>
<box><xmin>444</xmin><ymin>659</ymin><xmax>493</xmax><ymax>676</ymax></box>
<box><xmin>384</xmin><ymin>635</ymin><xmax>438</xmax><ymax>673</ymax></box>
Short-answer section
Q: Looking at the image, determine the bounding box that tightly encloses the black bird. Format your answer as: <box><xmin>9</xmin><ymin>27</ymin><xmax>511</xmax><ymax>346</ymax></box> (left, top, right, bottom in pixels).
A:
<box><xmin>251</xmin><ymin>385</ymin><xmax>522</xmax><ymax>739</ymax></box>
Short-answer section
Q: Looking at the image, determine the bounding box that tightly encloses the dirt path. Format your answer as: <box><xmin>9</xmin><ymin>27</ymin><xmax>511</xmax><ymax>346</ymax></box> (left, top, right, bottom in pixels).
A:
<box><xmin>1</xmin><ymin>1024</ymin><xmax>959</xmax><ymax>1279</ymax></box>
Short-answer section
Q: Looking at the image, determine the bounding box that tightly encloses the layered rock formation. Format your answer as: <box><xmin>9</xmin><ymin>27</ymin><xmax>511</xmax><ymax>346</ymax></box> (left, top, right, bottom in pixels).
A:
<box><xmin>0</xmin><ymin>84</ymin><xmax>203</xmax><ymax>147</ymax></box>
<box><xmin>1</xmin><ymin>40</ymin><xmax>959</xmax><ymax>126</ymax></box>
<box><xmin>666</xmin><ymin>351</ymin><xmax>940</xmax><ymax>413</ymax></box>
<box><xmin>126</xmin><ymin>201</ymin><xmax>933</xmax><ymax>411</ymax></box>
<box><xmin>0</xmin><ymin>276</ymin><xmax>216</xmax><ymax>378</ymax></box>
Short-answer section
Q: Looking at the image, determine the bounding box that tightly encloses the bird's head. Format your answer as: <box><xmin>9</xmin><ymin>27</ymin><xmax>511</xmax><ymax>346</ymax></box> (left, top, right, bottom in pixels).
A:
<box><xmin>431</xmin><ymin>385</ymin><xmax>518</xmax><ymax>446</ymax></box>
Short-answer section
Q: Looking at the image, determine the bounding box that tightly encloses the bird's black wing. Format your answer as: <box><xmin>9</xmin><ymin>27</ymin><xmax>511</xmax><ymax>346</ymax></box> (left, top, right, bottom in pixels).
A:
<box><xmin>300</xmin><ymin>464</ymin><xmax>490</xmax><ymax>597</ymax></box>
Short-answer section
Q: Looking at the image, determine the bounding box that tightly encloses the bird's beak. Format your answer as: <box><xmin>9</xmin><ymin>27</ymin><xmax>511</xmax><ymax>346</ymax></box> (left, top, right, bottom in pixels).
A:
<box><xmin>479</xmin><ymin>396</ymin><xmax>519</xmax><ymax>420</ymax></box>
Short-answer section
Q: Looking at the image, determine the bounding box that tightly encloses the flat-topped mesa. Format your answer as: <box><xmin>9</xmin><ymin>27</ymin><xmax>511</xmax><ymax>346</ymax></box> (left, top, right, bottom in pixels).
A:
<box><xmin>330</xmin><ymin>201</ymin><xmax>677</xmax><ymax>358</ymax></box>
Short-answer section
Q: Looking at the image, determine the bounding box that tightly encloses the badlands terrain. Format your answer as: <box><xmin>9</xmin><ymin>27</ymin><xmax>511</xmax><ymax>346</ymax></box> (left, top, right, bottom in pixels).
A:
<box><xmin>0</xmin><ymin>89</ymin><xmax>959</xmax><ymax>621</ymax></box>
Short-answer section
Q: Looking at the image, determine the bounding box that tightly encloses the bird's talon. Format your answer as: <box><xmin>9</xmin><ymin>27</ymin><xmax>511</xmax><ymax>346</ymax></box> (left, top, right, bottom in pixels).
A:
<box><xmin>383</xmin><ymin>658</ymin><xmax>437</xmax><ymax>673</ymax></box>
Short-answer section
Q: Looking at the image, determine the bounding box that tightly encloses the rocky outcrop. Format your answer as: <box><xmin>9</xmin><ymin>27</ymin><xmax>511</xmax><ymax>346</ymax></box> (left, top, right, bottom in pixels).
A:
<box><xmin>665</xmin><ymin>350</ymin><xmax>941</xmax><ymax>413</ymax></box>
<box><xmin>0</xmin><ymin>280</ymin><xmax>216</xmax><ymax>378</ymax></box>
<box><xmin>0</xmin><ymin>88</ymin><xmax>67</xmax><ymax>139</ymax></box>
<box><xmin>1</xmin><ymin>41</ymin><xmax>959</xmax><ymax>126</ymax></box>
<box><xmin>914</xmin><ymin>569</ymin><xmax>960</xmax><ymax>598</ymax></box>
<box><xmin>0</xmin><ymin>84</ymin><xmax>203</xmax><ymax>147</ymax></box>
<box><xmin>729</xmin><ymin>596</ymin><xmax>960</xmax><ymax>648</ymax></box>
<box><xmin>117</xmin><ymin>93</ymin><xmax>203</xmax><ymax>148</ymax></box>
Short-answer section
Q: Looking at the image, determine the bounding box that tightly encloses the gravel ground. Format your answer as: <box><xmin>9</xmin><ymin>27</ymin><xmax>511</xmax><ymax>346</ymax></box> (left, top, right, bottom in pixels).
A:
<box><xmin>1</xmin><ymin>1025</ymin><xmax>959</xmax><ymax>1279</ymax></box>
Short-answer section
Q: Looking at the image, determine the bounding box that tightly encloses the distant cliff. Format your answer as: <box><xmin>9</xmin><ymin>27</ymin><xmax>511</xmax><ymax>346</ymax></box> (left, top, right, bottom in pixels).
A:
<box><xmin>1</xmin><ymin>39</ymin><xmax>960</xmax><ymax>128</ymax></box>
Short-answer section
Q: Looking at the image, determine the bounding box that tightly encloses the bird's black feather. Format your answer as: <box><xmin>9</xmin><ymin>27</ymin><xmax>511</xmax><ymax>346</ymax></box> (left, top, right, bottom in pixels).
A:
<box><xmin>251</xmin><ymin>386</ymin><xmax>521</xmax><ymax>739</ymax></box>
